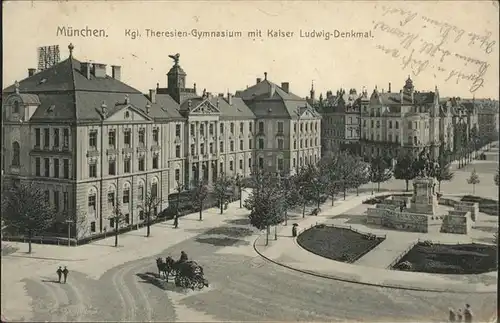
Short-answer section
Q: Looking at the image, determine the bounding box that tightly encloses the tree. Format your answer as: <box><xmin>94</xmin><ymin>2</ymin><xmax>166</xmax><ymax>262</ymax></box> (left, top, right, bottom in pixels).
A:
<box><xmin>110</xmin><ymin>198</ymin><xmax>127</xmax><ymax>247</ymax></box>
<box><xmin>304</xmin><ymin>164</ymin><xmax>328</xmax><ymax>209</ymax></box>
<box><xmin>466</xmin><ymin>168</ymin><xmax>480</xmax><ymax>195</ymax></box>
<box><xmin>213</xmin><ymin>173</ymin><xmax>233</xmax><ymax>214</ymax></box>
<box><xmin>244</xmin><ymin>172</ymin><xmax>284</xmax><ymax>246</ymax></box>
<box><xmin>278</xmin><ymin>175</ymin><xmax>300</xmax><ymax>226</ymax></box>
<box><xmin>63</xmin><ymin>206</ymin><xmax>91</xmax><ymax>246</ymax></box>
<box><xmin>494</xmin><ymin>170</ymin><xmax>499</xmax><ymax>186</ymax></box>
<box><xmin>190</xmin><ymin>180</ymin><xmax>209</xmax><ymax>221</ymax></box>
<box><xmin>370</xmin><ymin>156</ymin><xmax>392</xmax><ymax>192</ymax></box>
<box><xmin>137</xmin><ymin>190</ymin><xmax>163</xmax><ymax>237</ymax></box>
<box><xmin>434</xmin><ymin>154</ymin><xmax>454</xmax><ymax>192</ymax></box>
<box><xmin>393</xmin><ymin>154</ymin><xmax>417</xmax><ymax>191</ymax></box>
<box><xmin>1</xmin><ymin>182</ymin><xmax>54</xmax><ymax>253</ymax></box>
<box><xmin>351</xmin><ymin>158</ymin><xmax>370</xmax><ymax>196</ymax></box>
<box><xmin>234</xmin><ymin>174</ymin><xmax>244</xmax><ymax>208</ymax></box>
<box><xmin>291</xmin><ymin>170</ymin><xmax>309</xmax><ymax>218</ymax></box>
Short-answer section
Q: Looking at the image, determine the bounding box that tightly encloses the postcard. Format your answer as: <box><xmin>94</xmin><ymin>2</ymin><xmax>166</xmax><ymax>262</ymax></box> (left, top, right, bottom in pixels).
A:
<box><xmin>2</xmin><ymin>1</ymin><xmax>498</xmax><ymax>322</ymax></box>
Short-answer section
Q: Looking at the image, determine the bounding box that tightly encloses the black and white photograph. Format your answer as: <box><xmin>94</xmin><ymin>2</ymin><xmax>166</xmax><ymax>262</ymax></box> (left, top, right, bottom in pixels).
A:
<box><xmin>1</xmin><ymin>1</ymin><xmax>498</xmax><ymax>322</ymax></box>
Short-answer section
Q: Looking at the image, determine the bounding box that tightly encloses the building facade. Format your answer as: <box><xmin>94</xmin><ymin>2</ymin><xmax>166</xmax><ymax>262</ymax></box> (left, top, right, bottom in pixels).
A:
<box><xmin>2</xmin><ymin>44</ymin><xmax>320</xmax><ymax>239</ymax></box>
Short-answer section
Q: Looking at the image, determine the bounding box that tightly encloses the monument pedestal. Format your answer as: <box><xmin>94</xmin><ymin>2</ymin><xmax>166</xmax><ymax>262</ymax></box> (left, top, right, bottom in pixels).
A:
<box><xmin>410</xmin><ymin>177</ymin><xmax>438</xmax><ymax>215</ymax></box>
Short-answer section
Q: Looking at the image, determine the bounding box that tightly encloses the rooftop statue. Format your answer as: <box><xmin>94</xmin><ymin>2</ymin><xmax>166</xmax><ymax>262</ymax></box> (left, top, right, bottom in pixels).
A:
<box><xmin>168</xmin><ymin>53</ymin><xmax>180</xmax><ymax>66</ymax></box>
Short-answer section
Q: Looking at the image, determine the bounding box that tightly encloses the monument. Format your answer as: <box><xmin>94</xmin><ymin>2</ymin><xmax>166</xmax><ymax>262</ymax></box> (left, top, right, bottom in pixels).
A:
<box><xmin>410</xmin><ymin>148</ymin><xmax>439</xmax><ymax>215</ymax></box>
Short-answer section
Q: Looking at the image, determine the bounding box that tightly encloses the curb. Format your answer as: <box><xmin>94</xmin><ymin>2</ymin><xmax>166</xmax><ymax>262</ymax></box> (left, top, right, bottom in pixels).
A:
<box><xmin>252</xmin><ymin>195</ymin><xmax>497</xmax><ymax>294</ymax></box>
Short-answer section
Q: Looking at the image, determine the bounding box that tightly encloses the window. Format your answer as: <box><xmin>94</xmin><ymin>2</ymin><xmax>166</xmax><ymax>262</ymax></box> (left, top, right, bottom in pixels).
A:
<box><xmin>396</xmin><ymin>135</ymin><xmax>399</xmax><ymax>143</ymax></box>
<box><xmin>249</xmin><ymin>123</ymin><xmax>253</xmax><ymax>133</ymax></box>
<box><xmin>53</xmin><ymin>158</ymin><xmax>59</xmax><ymax>178</ymax></box>
<box><xmin>230</xmin><ymin>141</ymin><xmax>234</xmax><ymax>152</ymax></box>
<box><xmin>414</xmin><ymin>136</ymin><xmax>418</xmax><ymax>144</ymax></box>
<box><xmin>89</xmin><ymin>130</ymin><xmax>97</xmax><ymax>149</ymax></box>
<box><xmin>151</xmin><ymin>182</ymin><xmax>158</xmax><ymax>198</ymax></box>
<box><xmin>108</xmin><ymin>191</ymin><xmax>115</xmax><ymax>207</ymax></box>
<box><xmin>300</xmin><ymin>140</ymin><xmax>303</xmax><ymax>148</ymax></box>
<box><xmin>200</xmin><ymin>124</ymin><xmax>204</xmax><ymax>136</ymax></box>
<box><xmin>200</xmin><ymin>143</ymin><xmax>205</xmax><ymax>155</ymax></box>
<box><xmin>240</xmin><ymin>122</ymin><xmax>244</xmax><ymax>133</ymax></box>
<box><xmin>371</xmin><ymin>120</ymin><xmax>374</xmax><ymax>128</ymax></box>
<box><xmin>395</xmin><ymin>121</ymin><xmax>399</xmax><ymax>129</ymax></box>
<box><xmin>371</xmin><ymin>134</ymin><xmax>374</xmax><ymax>141</ymax></box>
<box><xmin>248</xmin><ymin>158</ymin><xmax>252</xmax><ymax>169</ymax></box>
<box><xmin>277</xmin><ymin>139</ymin><xmax>284</xmax><ymax>149</ymax></box>
<box><xmin>229</xmin><ymin>160</ymin><xmax>234</xmax><ymax>171</ymax></box>
<box><xmin>35</xmin><ymin>157</ymin><xmax>41</xmax><ymax>176</ymax></box>
<box><xmin>248</xmin><ymin>139</ymin><xmax>252</xmax><ymax>149</ymax></box>
<box><xmin>315</xmin><ymin>138</ymin><xmax>318</xmax><ymax>146</ymax></box>
<box><xmin>89</xmin><ymin>162</ymin><xmax>97</xmax><ymax>178</ymax></box>
<box><xmin>11</xmin><ymin>142</ymin><xmax>20</xmax><ymax>166</ymax></box>
<box><xmin>278</xmin><ymin>158</ymin><xmax>284</xmax><ymax>171</ymax></box>
<box><xmin>53</xmin><ymin>129</ymin><xmax>60</xmax><ymax>147</ymax></box>
<box><xmin>152</xmin><ymin>154</ymin><xmax>158</xmax><ymax>169</ymax></box>
<box><xmin>110</xmin><ymin>218</ymin><xmax>115</xmax><ymax>228</ymax></box>
<box><xmin>91</xmin><ymin>222</ymin><xmax>96</xmax><ymax>232</ymax></box>
<box><xmin>44</xmin><ymin>190</ymin><xmax>50</xmax><ymax>204</ymax></box>
<box><xmin>220</xmin><ymin>162</ymin><xmax>224</xmax><ymax>172</ymax></box>
<box><xmin>125</xmin><ymin>214</ymin><xmax>130</xmax><ymax>225</ymax></box>
<box><xmin>175</xmin><ymin>124</ymin><xmax>181</xmax><ymax>137</ymax></box>
<box><xmin>388</xmin><ymin>134</ymin><xmax>393</xmax><ymax>142</ymax></box>
<box><xmin>315</xmin><ymin>122</ymin><xmax>318</xmax><ymax>131</ymax></box>
<box><xmin>293</xmin><ymin>123</ymin><xmax>297</xmax><ymax>132</ymax></box>
<box><xmin>124</xmin><ymin>129</ymin><xmax>131</xmax><ymax>146</ymax></box>
<box><xmin>230</xmin><ymin>123</ymin><xmax>235</xmax><ymax>134</ymax></box>
<box><xmin>293</xmin><ymin>158</ymin><xmax>296</xmax><ymax>167</ymax></box>
<box><xmin>175</xmin><ymin>169</ymin><xmax>180</xmax><ymax>181</ymax></box>
<box><xmin>220</xmin><ymin>123</ymin><xmax>224</xmax><ymax>134</ymax></box>
<box><xmin>109</xmin><ymin>159</ymin><xmax>116</xmax><ymax>175</ymax></box>
<box><xmin>209</xmin><ymin>123</ymin><xmax>214</xmax><ymax>135</ymax></box>
<box><xmin>53</xmin><ymin>191</ymin><xmax>59</xmax><ymax>212</ymax></box>
<box><xmin>310</xmin><ymin>139</ymin><xmax>313</xmax><ymax>147</ymax></box>
<box><xmin>363</xmin><ymin>120</ymin><xmax>367</xmax><ymax>127</ymax></box>
<box><xmin>175</xmin><ymin>145</ymin><xmax>180</xmax><ymax>158</ymax></box>
<box><xmin>389</xmin><ymin>121</ymin><xmax>392</xmax><ymax>129</ymax></box>
<box><xmin>35</xmin><ymin>128</ymin><xmax>41</xmax><ymax>147</ymax></box>
<box><xmin>124</xmin><ymin>157</ymin><xmax>131</xmax><ymax>173</ymax></box>
<box><xmin>376</xmin><ymin>120</ymin><xmax>380</xmax><ymax>128</ymax></box>
<box><xmin>139</xmin><ymin>211</ymin><xmax>144</xmax><ymax>220</ymax></box>
<box><xmin>13</xmin><ymin>101</ymin><xmax>20</xmax><ymax>114</ymax></box>
<box><xmin>123</xmin><ymin>187</ymin><xmax>130</xmax><ymax>204</ymax></box>
<box><xmin>239</xmin><ymin>140</ymin><xmax>243</xmax><ymax>150</ymax></box>
<box><xmin>63</xmin><ymin>192</ymin><xmax>68</xmax><ymax>211</ymax></box>
<box><xmin>153</xmin><ymin>128</ymin><xmax>159</xmax><ymax>143</ymax></box>
<box><xmin>44</xmin><ymin>158</ymin><xmax>50</xmax><ymax>177</ymax></box>
<box><xmin>88</xmin><ymin>194</ymin><xmax>96</xmax><ymax>212</ymax></box>
<box><xmin>63</xmin><ymin>129</ymin><xmax>69</xmax><ymax>148</ymax></box>
<box><xmin>219</xmin><ymin>141</ymin><xmax>224</xmax><ymax>153</ymax></box>
<box><xmin>108</xmin><ymin>130</ymin><xmax>116</xmax><ymax>148</ymax></box>
<box><xmin>138</xmin><ymin>156</ymin><xmax>145</xmax><ymax>171</ymax></box>
<box><xmin>259</xmin><ymin>122</ymin><xmax>264</xmax><ymax>133</ymax></box>
<box><xmin>408</xmin><ymin>136</ymin><xmax>412</xmax><ymax>144</ymax></box>
<box><xmin>408</xmin><ymin>121</ymin><xmax>412</xmax><ymax>130</ymax></box>
<box><xmin>63</xmin><ymin>159</ymin><xmax>69</xmax><ymax>179</ymax></box>
<box><xmin>259</xmin><ymin>157</ymin><xmax>264</xmax><ymax>169</ymax></box>
<box><xmin>190</xmin><ymin>124</ymin><xmax>195</xmax><ymax>136</ymax></box>
<box><xmin>305</xmin><ymin>140</ymin><xmax>308</xmax><ymax>148</ymax></box>
<box><xmin>305</xmin><ymin>123</ymin><xmax>309</xmax><ymax>132</ymax></box>
<box><xmin>294</xmin><ymin>140</ymin><xmax>297</xmax><ymax>149</ymax></box>
<box><xmin>138</xmin><ymin>185</ymin><xmax>144</xmax><ymax>201</ymax></box>
<box><xmin>239</xmin><ymin>159</ymin><xmax>243</xmax><ymax>170</ymax></box>
<box><xmin>191</xmin><ymin>144</ymin><xmax>195</xmax><ymax>155</ymax></box>
<box><xmin>44</xmin><ymin>129</ymin><xmax>49</xmax><ymax>148</ymax></box>
<box><xmin>138</xmin><ymin>128</ymin><xmax>145</xmax><ymax>146</ymax></box>
<box><xmin>277</xmin><ymin>122</ymin><xmax>284</xmax><ymax>133</ymax></box>
<box><xmin>209</xmin><ymin>143</ymin><xmax>213</xmax><ymax>154</ymax></box>
<box><xmin>300</xmin><ymin>123</ymin><xmax>303</xmax><ymax>132</ymax></box>
<box><xmin>258</xmin><ymin>138</ymin><xmax>264</xmax><ymax>149</ymax></box>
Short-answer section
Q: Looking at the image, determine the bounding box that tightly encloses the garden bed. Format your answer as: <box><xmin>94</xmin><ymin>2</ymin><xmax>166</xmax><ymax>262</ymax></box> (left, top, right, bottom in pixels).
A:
<box><xmin>460</xmin><ymin>195</ymin><xmax>498</xmax><ymax>216</ymax></box>
<box><xmin>297</xmin><ymin>225</ymin><xmax>385</xmax><ymax>263</ymax></box>
<box><xmin>393</xmin><ymin>242</ymin><xmax>498</xmax><ymax>274</ymax></box>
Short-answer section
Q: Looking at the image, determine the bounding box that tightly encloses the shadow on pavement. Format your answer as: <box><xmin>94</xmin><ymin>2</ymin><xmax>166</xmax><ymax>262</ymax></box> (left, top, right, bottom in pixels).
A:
<box><xmin>224</xmin><ymin>218</ymin><xmax>251</xmax><ymax>226</ymax></box>
<box><xmin>136</xmin><ymin>272</ymin><xmax>182</xmax><ymax>292</ymax></box>
<box><xmin>195</xmin><ymin>237</ymin><xmax>250</xmax><ymax>247</ymax></box>
<box><xmin>473</xmin><ymin>226</ymin><xmax>498</xmax><ymax>233</ymax></box>
<box><xmin>41</xmin><ymin>278</ymin><xmax>61</xmax><ymax>284</ymax></box>
<box><xmin>187</xmin><ymin>226</ymin><xmax>256</xmax><ymax>238</ymax></box>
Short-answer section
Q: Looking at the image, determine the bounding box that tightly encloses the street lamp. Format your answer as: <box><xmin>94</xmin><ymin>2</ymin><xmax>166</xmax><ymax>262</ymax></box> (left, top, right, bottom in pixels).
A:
<box><xmin>65</xmin><ymin>219</ymin><xmax>74</xmax><ymax>247</ymax></box>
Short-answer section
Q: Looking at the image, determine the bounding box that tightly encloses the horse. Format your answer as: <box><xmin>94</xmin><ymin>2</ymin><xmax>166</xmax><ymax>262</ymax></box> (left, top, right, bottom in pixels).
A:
<box><xmin>155</xmin><ymin>258</ymin><xmax>168</xmax><ymax>279</ymax></box>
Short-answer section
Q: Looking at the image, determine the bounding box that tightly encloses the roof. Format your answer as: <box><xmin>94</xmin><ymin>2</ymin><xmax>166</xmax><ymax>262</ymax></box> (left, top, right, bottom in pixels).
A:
<box><xmin>211</xmin><ymin>96</ymin><xmax>256</xmax><ymax>119</ymax></box>
<box><xmin>370</xmin><ymin>89</ymin><xmax>436</xmax><ymax>106</ymax></box>
<box><xmin>235</xmin><ymin>79</ymin><xmax>316</xmax><ymax>119</ymax></box>
<box><xmin>3</xmin><ymin>56</ymin><xmax>182</xmax><ymax>122</ymax></box>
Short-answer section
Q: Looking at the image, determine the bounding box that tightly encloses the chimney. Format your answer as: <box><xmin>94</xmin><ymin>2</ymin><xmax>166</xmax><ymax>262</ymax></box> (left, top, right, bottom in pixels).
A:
<box><xmin>227</xmin><ymin>92</ymin><xmax>233</xmax><ymax>105</ymax></box>
<box><xmin>146</xmin><ymin>102</ymin><xmax>151</xmax><ymax>114</ymax></box>
<box><xmin>264</xmin><ymin>72</ymin><xmax>268</xmax><ymax>80</ymax></box>
<box><xmin>218</xmin><ymin>93</ymin><xmax>224</xmax><ymax>97</ymax></box>
<box><xmin>28</xmin><ymin>68</ymin><xmax>36</xmax><ymax>77</ymax></box>
<box><xmin>92</xmin><ymin>63</ymin><xmax>107</xmax><ymax>78</ymax></box>
<box><xmin>81</xmin><ymin>62</ymin><xmax>91</xmax><ymax>79</ymax></box>
<box><xmin>388</xmin><ymin>82</ymin><xmax>391</xmax><ymax>93</ymax></box>
<box><xmin>149</xmin><ymin>89</ymin><xmax>157</xmax><ymax>103</ymax></box>
<box><xmin>112</xmin><ymin>65</ymin><xmax>121</xmax><ymax>81</ymax></box>
<box><xmin>281</xmin><ymin>82</ymin><xmax>289</xmax><ymax>93</ymax></box>
<box><xmin>256</xmin><ymin>78</ymin><xmax>262</xmax><ymax>84</ymax></box>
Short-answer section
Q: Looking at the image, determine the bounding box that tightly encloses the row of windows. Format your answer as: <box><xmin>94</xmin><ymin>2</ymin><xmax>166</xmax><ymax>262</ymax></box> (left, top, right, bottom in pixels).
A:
<box><xmin>292</xmin><ymin>121</ymin><xmax>319</xmax><ymax>133</ymax></box>
<box><xmin>363</xmin><ymin>120</ymin><xmax>401</xmax><ymax>129</ymax></box>
<box><xmin>43</xmin><ymin>190</ymin><xmax>70</xmax><ymax>213</ymax></box>
<box><xmin>35</xmin><ymin>128</ymin><xmax>70</xmax><ymax>148</ymax></box>
<box><xmin>362</xmin><ymin>132</ymin><xmax>401</xmax><ymax>143</ymax></box>
<box><xmin>35</xmin><ymin>157</ymin><xmax>70</xmax><ymax>178</ymax></box>
<box><xmin>90</xmin><ymin>154</ymin><xmax>160</xmax><ymax>178</ymax></box>
<box><xmin>91</xmin><ymin>128</ymin><xmax>160</xmax><ymax>150</ymax></box>
<box><xmin>186</xmin><ymin>121</ymin><xmax>254</xmax><ymax>137</ymax></box>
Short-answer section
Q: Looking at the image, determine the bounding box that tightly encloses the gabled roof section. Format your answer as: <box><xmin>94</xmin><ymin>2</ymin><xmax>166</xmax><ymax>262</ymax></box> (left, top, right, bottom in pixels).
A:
<box><xmin>214</xmin><ymin>96</ymin><xmax>256</xmax><ymax>119</ymax></box>
<box><xmin>236</xmin><ymin>79</ymin><xmax>303</xmax><ymax>101</ymax></box>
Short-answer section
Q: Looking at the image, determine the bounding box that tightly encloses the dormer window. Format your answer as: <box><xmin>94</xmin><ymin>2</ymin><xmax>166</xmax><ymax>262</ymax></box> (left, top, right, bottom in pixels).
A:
<box><xmin>13</xmin><ymin>101</ymin><xmax>20</xmax><ymax>114</ymax></box>
<box><xmin>125</xmin><ymin>111</ymin><xmax>130</xmax><ymax>119</ymax></box>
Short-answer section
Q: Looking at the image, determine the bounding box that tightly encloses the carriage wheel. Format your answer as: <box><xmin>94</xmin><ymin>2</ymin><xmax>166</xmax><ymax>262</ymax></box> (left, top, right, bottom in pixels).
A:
<box><xmin>174</xmin><ymin>276</ymin><xmax>181</xmax><ymax>287</ymax></box>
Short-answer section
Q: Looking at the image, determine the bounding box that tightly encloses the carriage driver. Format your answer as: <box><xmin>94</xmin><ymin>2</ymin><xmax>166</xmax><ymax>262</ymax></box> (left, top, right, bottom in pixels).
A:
<box><xmin>179</xmin><ymin>251</ymin><xmax>188</xmax><ymax>262</ymax></box>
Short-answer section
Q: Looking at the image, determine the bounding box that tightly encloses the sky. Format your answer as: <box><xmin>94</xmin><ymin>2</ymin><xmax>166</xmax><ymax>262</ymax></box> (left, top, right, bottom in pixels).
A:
<box><xmin>3</xmin><ymin>1</ymin><xmax>499</xmax><ymax>99</ymax></box>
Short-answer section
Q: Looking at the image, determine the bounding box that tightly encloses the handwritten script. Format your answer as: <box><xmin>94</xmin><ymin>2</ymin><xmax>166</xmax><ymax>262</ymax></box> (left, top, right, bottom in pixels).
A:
<box><xmin>372</xmin><ymin>5</ymin><xmax>496</xmax><ymax>94</ymax></box>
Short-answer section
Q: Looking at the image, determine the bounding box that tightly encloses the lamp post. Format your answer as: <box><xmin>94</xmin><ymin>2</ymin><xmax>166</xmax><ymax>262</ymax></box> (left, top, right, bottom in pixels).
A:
<box><xmin>65</xmin><ymin>219</ymin><xmax>74</xmax><ymax>247</ymax></box>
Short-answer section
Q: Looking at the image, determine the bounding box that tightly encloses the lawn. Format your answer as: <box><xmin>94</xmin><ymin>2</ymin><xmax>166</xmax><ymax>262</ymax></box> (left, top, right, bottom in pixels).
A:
<box><xmin>297</xmin><ymin>225</ymin><xmax>385</xmax><ymax>263</ymax></box>
<box><xmin>393</xmin><ymin>242</ymin><xmax>498</xmax><ymax>274</ymax></box>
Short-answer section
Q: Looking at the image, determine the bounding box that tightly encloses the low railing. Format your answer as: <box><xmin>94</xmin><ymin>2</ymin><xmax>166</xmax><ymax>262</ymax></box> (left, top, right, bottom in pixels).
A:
<box><xmin>387</xmin><ymin>240</ymin><xmax>419</xmax><ymax>269</ymax></box>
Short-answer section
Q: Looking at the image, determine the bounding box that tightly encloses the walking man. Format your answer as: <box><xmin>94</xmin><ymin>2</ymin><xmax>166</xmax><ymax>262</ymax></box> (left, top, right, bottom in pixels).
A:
<box><xmin>173</xmin><ymin>214</ymin><xmax>179</xmax><ymax>228</ymax></box>
<box><xmin>457</xmin><ymin>309</ymin><xmax>463</xmax><ymax>322</ymax></box>
<box><xmin>62</xmin><ymin>266</ymin><xmax>69</xmax><ymax>284</ymax></box>
<box><xmin>56</xmin><ymin>266</ymin><xmax>63</xmax><ymax>283</ymax></box>
<box><xmin>464</xmin><ymin>304</ymin><xmax>473</xmax><ymax>323</ymax></box>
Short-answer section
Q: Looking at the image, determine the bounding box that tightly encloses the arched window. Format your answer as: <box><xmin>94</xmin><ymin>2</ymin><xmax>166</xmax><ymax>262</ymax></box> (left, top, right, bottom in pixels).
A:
<box><xmin>12</xmin><ymin>142</ymin><xmax>20</xmax><ymax>166</ymax></box>
<box><xmin>13</xmin><ymin>101</ymin><xmax>20</xmax><ymax>114</ymax></box>
<box><xmin>138</xmin><ymin>181</ymin><xmax>145</xmax><ymax>201</ymax></box>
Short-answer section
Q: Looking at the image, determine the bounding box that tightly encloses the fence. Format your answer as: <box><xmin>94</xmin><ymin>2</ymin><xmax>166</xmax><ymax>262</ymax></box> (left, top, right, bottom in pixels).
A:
<box><xmin>387</xmin><ymin>240</ymin><xmax>419</xmax><ymax>269</ymax></box>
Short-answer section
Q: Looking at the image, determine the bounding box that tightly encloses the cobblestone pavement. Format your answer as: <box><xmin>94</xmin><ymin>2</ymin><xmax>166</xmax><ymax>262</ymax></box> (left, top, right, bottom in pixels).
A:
<box><xmin>16</xmin><ymin>217</ymin><xmax>497</xmax><ymax>322</ymax></box>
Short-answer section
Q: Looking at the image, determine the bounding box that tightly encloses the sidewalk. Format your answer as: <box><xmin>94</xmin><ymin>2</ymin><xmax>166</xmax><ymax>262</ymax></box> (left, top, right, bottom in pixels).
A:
<box><xmin>253</xmin><ymin>192</ymin><xmax>498</xmax><ymax>294</ymax></box>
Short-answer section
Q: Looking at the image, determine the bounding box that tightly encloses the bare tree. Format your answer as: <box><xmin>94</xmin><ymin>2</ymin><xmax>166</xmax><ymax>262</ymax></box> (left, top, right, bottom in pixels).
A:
<box><xmin>190</xmin><ymin>180</ymin><xmax>209</xmax><ymax>221</ymax></box>
<box><xmin>1</xmin><ymin>181</ymin><xmax>54</xmax><ymax>253</ymax></box>
<box><xmin>110</xmin><ymin>198</ymin><xmax>128</xmax><ymax>247</ymax></box>
<box><xmin>138</xmin><ymin>191</ymin><xmax>163</xmax><ymax>237</ymax></box>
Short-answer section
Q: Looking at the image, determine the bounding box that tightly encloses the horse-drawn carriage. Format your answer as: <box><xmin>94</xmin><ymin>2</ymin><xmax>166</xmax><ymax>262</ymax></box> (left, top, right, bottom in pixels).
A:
<box><xmin>155</xmin><ymin>252</ymin><xmax>209</xmax><ymax>290</ymax></box>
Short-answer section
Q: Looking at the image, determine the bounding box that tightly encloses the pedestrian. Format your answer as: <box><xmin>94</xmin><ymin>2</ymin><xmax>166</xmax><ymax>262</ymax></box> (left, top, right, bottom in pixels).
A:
<box><xmin>457</xmin><ymin>309</ymin><xmax>463</xmax><ymax>322</ymax></box>
<box><xmin>56</xmin><ymin>266</ymin><xmax>63</xmax><ymax>283</ymax></box>
<box><xmin>62</xmin><ymin>266</ymin><xmax>69</xmax><ymax>284</ymax></box>
<box><xmin>464</xmin><ymin>304</ymin><xmax>473</xmax><ymax>323</ymax></box>
<box><xmin>449</xmin><ymin>308</ymin><xmax>456</xmax><ymax>322</ymax></box>
<box><xmin>173</xmin><ymin>215</ymin><xmax>179</xmax><ymax>228</ymax></box>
